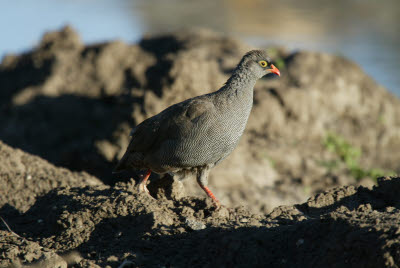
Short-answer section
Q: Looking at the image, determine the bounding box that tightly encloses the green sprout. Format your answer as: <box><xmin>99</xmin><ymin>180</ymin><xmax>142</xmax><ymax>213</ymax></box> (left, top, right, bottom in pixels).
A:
<box><xmin>266</xmin><ymin>47</ymin><xmax>286</xmax><ymax>70</ymax></box>
<box><xmin>322</xmin><ymin>132</ymin><xmax>395</xmax><ymax>181</ymax></box>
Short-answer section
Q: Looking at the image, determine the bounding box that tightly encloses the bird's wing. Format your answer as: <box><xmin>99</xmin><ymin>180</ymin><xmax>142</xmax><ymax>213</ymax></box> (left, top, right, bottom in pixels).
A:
<box><xmin>125</xmin><ymin>97</ymin><xmax>215</xmax><ymax>154</ymax></box>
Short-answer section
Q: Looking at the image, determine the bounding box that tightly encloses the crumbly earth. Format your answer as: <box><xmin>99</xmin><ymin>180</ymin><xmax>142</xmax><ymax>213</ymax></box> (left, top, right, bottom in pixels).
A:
<box><xmin>1</xmin><ymin>173</ymin><xmax>400</xmax><ymax>267</ymax></box>
<box><xmin>0</xmin><ymin>141</ymin><xmax>101</xmax><ymax>213</ymax></box>
<box><xmin>1</xmin><ymin>26</ymin><xmax>400</xmax><ymax>267</ymax></box>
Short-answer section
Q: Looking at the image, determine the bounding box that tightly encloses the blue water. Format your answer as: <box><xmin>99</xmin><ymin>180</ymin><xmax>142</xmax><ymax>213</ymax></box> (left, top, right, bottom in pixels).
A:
<box><xmin>1</xmin><ymin>0</ymin><xmax>399</xmax><ymax>96</ymax></box>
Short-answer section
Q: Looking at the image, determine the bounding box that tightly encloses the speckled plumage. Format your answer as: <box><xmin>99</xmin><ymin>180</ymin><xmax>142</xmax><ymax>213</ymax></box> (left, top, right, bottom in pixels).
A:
<box><xmin>115</xmin><ymin>50</ymin><xmax>279</xmax><ymax>207</ymax></box>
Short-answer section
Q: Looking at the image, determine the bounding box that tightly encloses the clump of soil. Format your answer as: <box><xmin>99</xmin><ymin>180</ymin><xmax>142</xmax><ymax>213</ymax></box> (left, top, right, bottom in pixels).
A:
<box><xmin>0</xmin><ymin>141</ymin><xmax>101</xmax><ymax>213</ymax></box>
<box><xmin>1</xmin><ymin>173</ymin><xmax>400</xmax><ymax>267</ymax></box>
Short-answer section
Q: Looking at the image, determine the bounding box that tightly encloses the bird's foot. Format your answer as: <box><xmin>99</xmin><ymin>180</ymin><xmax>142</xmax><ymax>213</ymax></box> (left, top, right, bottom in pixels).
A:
<box><xmin>137</xmin><ymin>180</ymin><xmax>155</xmax><ymax>199</ymax></box>
<box><xmin>212</xmin><ymin>201</ymin><xmax>234</xmax><ymax>214</ymax></box>
<box><xmin>210</xmin><ymin>203</ymin><xmax>234</xmax><ymax>219</ymax></box>
<box><xmin>213</xmin><ymin>199</ymin><xmax>221</xmax><ymax>210</ymax></box>
<box><xmin>137</xmin><ymin>181</ymin><xmax>149</xmax><ymax>193</ymax></box>
<box><xmin>136</xmin><ymin>169</ymin><xmax>155</xmax><ymax>199</ymax></box>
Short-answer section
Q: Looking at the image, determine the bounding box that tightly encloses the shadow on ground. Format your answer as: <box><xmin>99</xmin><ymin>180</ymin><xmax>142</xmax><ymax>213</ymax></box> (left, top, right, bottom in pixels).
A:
<box><xmin>1</xmin><ymin>177</ymin><xmax>400</xmax><ymax>267</ymax></box>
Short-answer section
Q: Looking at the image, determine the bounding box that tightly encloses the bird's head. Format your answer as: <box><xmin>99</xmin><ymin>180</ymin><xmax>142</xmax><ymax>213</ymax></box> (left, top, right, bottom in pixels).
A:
<box><xmin>238</xmin><ymin>50</ymin><xmax>281</xmax><ymax>79</ymax></box>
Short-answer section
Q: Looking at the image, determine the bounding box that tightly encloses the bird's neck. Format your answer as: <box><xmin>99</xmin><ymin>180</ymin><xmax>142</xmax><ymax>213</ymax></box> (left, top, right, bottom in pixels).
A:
<box><xmin>217</xmin><ymin>67</ymin><xmax>258</xmax><ymax>98</ymax></box>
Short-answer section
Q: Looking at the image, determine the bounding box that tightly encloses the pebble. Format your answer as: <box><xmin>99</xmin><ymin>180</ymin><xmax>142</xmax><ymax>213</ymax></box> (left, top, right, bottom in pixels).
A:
<box><xmin>185</xmin><ymin>218</ymin><xmax>206</xmax><ymax>231</ymax></box>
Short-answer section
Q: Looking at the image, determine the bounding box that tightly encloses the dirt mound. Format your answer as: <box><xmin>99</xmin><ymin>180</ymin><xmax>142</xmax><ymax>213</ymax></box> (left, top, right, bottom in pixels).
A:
<box><xmin>0</xmin><ymin>141</ymin><xmax>101</xmax><ymax>213</ymax></box>
<box><xmin>0</xmin><ymin>26</ymin><xmax>400</xmax><ymax>213</ymax></box>
<box><xmin>1</xmin><ymin>176</ymin><xmax>400</xmax><ymax>267</ymax></box>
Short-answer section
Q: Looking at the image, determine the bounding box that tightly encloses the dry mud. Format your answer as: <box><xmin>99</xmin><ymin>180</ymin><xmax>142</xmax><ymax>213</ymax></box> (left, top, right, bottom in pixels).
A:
<box><xmin>2</xmin><ymin>165</ymin><xmax>400</xmax><ymax>267</ymax></box>
<box><xmin>1</xmin><ymin>26</ymin><xmax>400</xmax><ymax>267</ymax></box>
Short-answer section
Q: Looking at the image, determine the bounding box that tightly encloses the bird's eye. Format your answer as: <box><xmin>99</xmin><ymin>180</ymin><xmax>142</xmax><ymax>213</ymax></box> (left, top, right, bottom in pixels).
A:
<box><xmin>259</xmin><ymin>60</ymin><xmax>268</xmax><ymax>68</ymax></box>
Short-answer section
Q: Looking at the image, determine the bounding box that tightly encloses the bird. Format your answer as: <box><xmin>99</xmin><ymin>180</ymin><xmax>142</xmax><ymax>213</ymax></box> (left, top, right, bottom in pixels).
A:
<box><xmin>114</xmin><ymin>50</ymin><xmax>280</xmax><ymax>208</ymax></box>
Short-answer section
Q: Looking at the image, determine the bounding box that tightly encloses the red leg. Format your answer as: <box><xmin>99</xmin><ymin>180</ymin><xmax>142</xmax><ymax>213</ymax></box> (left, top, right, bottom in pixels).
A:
<box><xmin>196</xmin><ymin>170</ymin><xmax>220</xmax><ymax>208</ymax></box>
<box><xmin>198</xmin><ymin>184</ymin><xmax>221</xmax><ymax>208</ymax></box>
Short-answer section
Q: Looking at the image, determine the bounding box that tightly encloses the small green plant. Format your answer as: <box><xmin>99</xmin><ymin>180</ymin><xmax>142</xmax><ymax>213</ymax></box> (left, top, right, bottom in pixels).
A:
<box><xmin>274</xmin><ymin>58</ymin><xmax>285</xmax><ymax>70</ymax></box>
<box><xmin>323</xmin><ymin>132</ymin><xmax>361</xmax><ymax>170</ymax></box>
<box><xmin>322</xmin><ymin>132</ymin><xmax>395</xmax><ymax>181</ymax></box>
<box><xmin>266</xmin><ymin>47</ymin><xmax>278</xmax><ymax>57</ymax></box>
<box><xmin>317</xmin><ymin>159</ymin><xmax>340</xmax><ymax>172</ymax></box>
<box><xmin>378</xmin><ymin>114</ymin><xmax>386</xmax><ymax>125</ymax></box>
<box><xmin>266</xmin><ymin>47</ymin><xmax>286</xmax><ymax>70</ymax></box>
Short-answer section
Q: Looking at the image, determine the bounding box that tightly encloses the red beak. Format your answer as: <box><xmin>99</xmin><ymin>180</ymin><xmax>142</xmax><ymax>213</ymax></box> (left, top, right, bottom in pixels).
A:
<box><xmin>268</xmin><ymin>64</ymin><xmax>280</xmax><ymax>76</ymax></box>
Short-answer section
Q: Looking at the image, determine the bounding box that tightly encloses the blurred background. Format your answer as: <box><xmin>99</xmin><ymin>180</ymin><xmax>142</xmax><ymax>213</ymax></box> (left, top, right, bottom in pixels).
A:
<box><xmin>1</xmin><ymin>0</ymin><xmax>399</xmax><ymax>96</ymax></box>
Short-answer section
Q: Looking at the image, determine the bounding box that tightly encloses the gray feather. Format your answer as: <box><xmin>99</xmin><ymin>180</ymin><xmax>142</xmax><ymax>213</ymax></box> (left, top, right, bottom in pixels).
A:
<box><xmin>116</xmin><ymin>50</ymin><xmax>273</xmax><ymax>176</ymax></box>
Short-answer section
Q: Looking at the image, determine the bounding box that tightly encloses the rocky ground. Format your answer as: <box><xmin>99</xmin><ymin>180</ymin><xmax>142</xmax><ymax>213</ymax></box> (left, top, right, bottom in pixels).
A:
<box><xmin>1</xmin><ymin>26</ymin><xmax>400</xmax><ymax>267</ymax></box>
